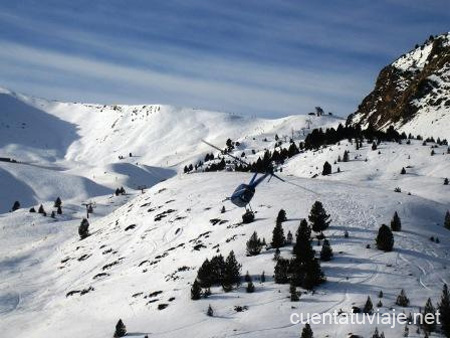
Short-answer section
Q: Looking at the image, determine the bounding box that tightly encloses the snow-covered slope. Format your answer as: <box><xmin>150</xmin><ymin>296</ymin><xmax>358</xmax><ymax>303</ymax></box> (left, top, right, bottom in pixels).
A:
<box><xmin>1</xmin><ymin>87</ymin><xmax>449</xmax><ymax>338</ymax></box>
<box><xmin>0</xmin><ymin>87</ymin><xmax>340</xmax><ymax>167</ymax></box>
<box><xmin>1</xmin><ymin>138</ymin><xmax>450</xmax><ymax>338</ymax></box>
<box><xmin>0</xmin><ymin>87</ymin><xmax>340</xmax><ymax>211</ymax></box>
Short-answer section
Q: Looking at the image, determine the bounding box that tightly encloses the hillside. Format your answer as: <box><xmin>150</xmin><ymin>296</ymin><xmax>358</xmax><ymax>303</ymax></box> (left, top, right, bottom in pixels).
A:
<box><xmin>0</xmin><ymin>87</ymin><xmax>340</xmax><ymax>212</ymax></box>
<box><xmin>349</xmin><ymin>32</ymin><xmax>450</xmax><ymax>140</ymax></box>
<box><xmin>1</xmin><ymin>88</ymin><xmax>450</xmax><ymax>338</ymax></box>
<box><xmin>1</xmin><ymin>137</ymin><xmax>449</xmax><ymax>338</ymax></box>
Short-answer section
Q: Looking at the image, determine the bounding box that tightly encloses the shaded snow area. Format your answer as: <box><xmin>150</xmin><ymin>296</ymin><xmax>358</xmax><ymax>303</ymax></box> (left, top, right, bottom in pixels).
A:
<box><xmin>1</xmin><ymin>88</ymin><xmax>449</xmax><ymax>338</ymax></box>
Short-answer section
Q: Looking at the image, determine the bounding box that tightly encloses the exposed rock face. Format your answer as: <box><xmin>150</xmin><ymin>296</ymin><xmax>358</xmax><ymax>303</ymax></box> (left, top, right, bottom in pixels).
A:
<box><xmin>349</xmin><ymin>33</ymin><xmax>450</xmax><ymax>139</ymax></box>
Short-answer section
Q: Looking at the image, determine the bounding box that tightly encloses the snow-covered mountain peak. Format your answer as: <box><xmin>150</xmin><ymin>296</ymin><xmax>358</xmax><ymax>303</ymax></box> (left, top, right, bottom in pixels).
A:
<box><xmin>349</xmin><ymin>32</ymin><xmax>450</xmax><ymax>140</ymax></box>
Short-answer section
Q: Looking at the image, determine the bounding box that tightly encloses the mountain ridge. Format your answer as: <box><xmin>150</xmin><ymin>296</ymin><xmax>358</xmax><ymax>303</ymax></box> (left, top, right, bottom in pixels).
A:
<box><xmin>349</xmin><ymin>32</ymin><xmax>450</xmax><ymax>140</ymax></box>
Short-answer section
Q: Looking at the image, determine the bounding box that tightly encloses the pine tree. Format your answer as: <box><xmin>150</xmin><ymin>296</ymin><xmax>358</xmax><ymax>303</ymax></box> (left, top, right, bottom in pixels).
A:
<box><xmin>293</xmin><ymin>220</ymin><xmax>314</xmax><ymax>263</ymax></box>
<box><xmin>322</xmin><ymin>161</ymin><xmax>332</xmax><ymax>175</ymax></box>
<box><xmin>246</xmin><ymin>280</ymin><xmax>255</xmax><ymax>293</ymax></box>
<box><xmin>274</xmin><ymin>258</ymin><xmax>289</xmax><ymax>284</ymax></box>
<box><xmin>78</xmin><ymin>218</ymin><xmax>90</xmax><ymax>240</ymax></box>
<box><xmin>300</xmin><ymin>323</ymin><xmax>314</xmax><ymax>338</ymax></box>
<box><xmin>445</xmin><ymin>211</ymin><xmax>450</xmax><ymax>230</ymax></box>
<box><xmin>372</xmin><ymin>142</ymin><xmax>377</xmax><ymax>151</ymax></box>
<box><xmin>363</xmin><ymin>296</ymin><xmax>373</xmax><ymax>314</ymax></box>
<box><xmin>191</xmin><ymin>279</ymin><xmax>202</xmax><ymax>300</ymax></box>
<box><xmin>11</xmin><ymin>201</ymin><xmax>20</xmax><ymax>212</ymax></box>
<box><xmin>113</xmin><ymin>319</ymin><xmax>127</xmax><ymax>337</ymax></box>
<box><xmin>57</xmin><ymin>205</ymin><xmax>62</xmax><ymax>215</ymax></box>
<box><xmin>276</xmin><ymin>209</ymin><xmax>287</xmax><ymax>223</ymax></box>
<box><xmin>422</xmin><ymin>298</ymin><xmax>436</xmax><ymax>332</ymax></box>
<box><xmin>286</xmin><ymin>231</ymin><xmax>293</xmax><ymax>245</ymax></box>
<box><xmin>271</xmin><ymin>221</ymin><xmax>285</xmax><ymax>248</ymax></box>
<box><xmin>309</xmin><ymin>201</ymin><xmax>331</xmax><ymax>232</ymax></box>
<box><xmin>343</xmin><ymin>150</ymin><xmax>349</xmax><ymax>162</ymax></box>
<box><xmin>372</xmin><ymin>327</ymin><xmax>380</xmax><ymax>338</ymax></box>
<box><xmin>401</xmin><ymin>167</ymin><xmax>406</xmax><ymax>175</ymax></box>
<box><xmin>206</xmin><ymin>304</ymin><xmax>214</xmax><ymax>317</ymax></box>
<box><xmin>396</xmin><ymin>289</ymin><xmax>410</xmax><ymax>307</ymax></box>
<box><xmin>273</xmin><ymin>248</ymin><xmax>280</xmax><ymax>261</ymax></box>
<box><xmin>221</xmin><ymin>205</ymin><xmax>226</xmax><ymax>213</ymax></box>
<box><xmin>54</xmin><ymin>197</ymin><xmax>62</xmax><ymax>208</ymax></box>
<box><xmin>390</xmin><ymin>211</ymin><xmax>402</xmax><ymax>231</ymax></box>
<box><xmin>302</xmin><ymin>258</ymin><xmax>324</xmax><ymax>290</ymax></box>
<box><xmin>197</xmin><ymin>259</ymin><xmax>212</xmax><ymax>288</ymax></box>
<box><xmin>445</xmin><ymin>178</ymin><xmax>449</xmax><ymax>185</ymax></box>
<box><xmin>290</xmin><ymin>279</ymin><xmax>300</xmax><ymax>301</ymax></box>
<box><xmin>320</xmin><ymin>239</ymin><xmax>333</xmax><ymax>261</ymax></box>
<box><xmin>209</xmin><ymin>254</ymin><xmax>226</xmax><ymax>285</ymax></box>
<box><xmin>222</xmin><ymin>251</ymin><xmax>241</xmax><ymax>292</ymax></box>
<box><xmin>246</xmin><ymin>231</ymin><xmax>263</xmax><ymax>256</ymax></box>
<box><xmin>376</xmin><ymin>224</ymin><xmax>394</xmax><ymax>252</ymax></box>
<box><xmin>439</xmin><ymin>284</ymin><xmax>450</xmax><ymax>337</ymax></box>
<box><xmin>260</xmin><ymin>271</ymin><xmax>266</xmax><ymax>283</ymax></box>
<box><xmin>38</xmin><ymin>204</ymin><xmax>45</xmax><ymax>214</ymax></box>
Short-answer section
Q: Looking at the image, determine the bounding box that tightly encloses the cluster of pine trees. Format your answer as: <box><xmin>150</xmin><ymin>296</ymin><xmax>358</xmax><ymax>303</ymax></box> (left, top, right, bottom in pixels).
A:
<box><xmin>22</xmin><ymin>197</ymin><xmax>64</xmax><ymax>217</ymax></box>
<box><xmin>191</xmin><ymin>251</ymin><xmax>242</xmax><ymax>299</ymax></box>
<box><xmin>273</xmin><ymin>202</ymin><xmax>331</xmax><ymax>292</ymax></box>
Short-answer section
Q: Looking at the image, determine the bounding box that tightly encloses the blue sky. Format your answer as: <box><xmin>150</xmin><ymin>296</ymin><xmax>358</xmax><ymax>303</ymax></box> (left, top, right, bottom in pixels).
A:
<box><xmin>0</xmin><ymin>1</ymin><xmax>448</xmax><ymax>117</ymax></box>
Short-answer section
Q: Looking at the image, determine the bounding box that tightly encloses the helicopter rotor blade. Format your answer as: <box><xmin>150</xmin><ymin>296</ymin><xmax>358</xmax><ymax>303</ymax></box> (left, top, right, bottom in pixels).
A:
<box><xmin>201</xmin><ymin>139</ymin><xmax>250</xmax><ymax>167</ymax></box>
<box><xmin>269</xmin><ymin>172</ymin><xmax>318</xmax><ymax>195</ymax></box>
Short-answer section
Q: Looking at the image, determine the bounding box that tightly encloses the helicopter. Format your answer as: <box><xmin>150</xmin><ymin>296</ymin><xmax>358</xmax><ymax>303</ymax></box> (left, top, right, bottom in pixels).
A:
<box><xmin>202</xmin><ymin>139</ymin><xmax>315</xmax><ymax>222</ymax></box>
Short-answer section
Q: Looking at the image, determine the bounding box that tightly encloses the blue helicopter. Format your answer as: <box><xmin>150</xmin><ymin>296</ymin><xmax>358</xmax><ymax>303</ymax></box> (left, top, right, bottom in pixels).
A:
<box><xmin>202</xmin><ymin>139</ymin><xmax>314</xmax><ymax>222</ymax></box>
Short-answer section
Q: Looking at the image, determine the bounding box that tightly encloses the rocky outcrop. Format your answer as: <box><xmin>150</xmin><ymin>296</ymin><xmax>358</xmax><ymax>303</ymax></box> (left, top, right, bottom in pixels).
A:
<box><xmin>349</xmin><ymin>33</ymin><xmax>450</xmax><ymax>138</ymax></box>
